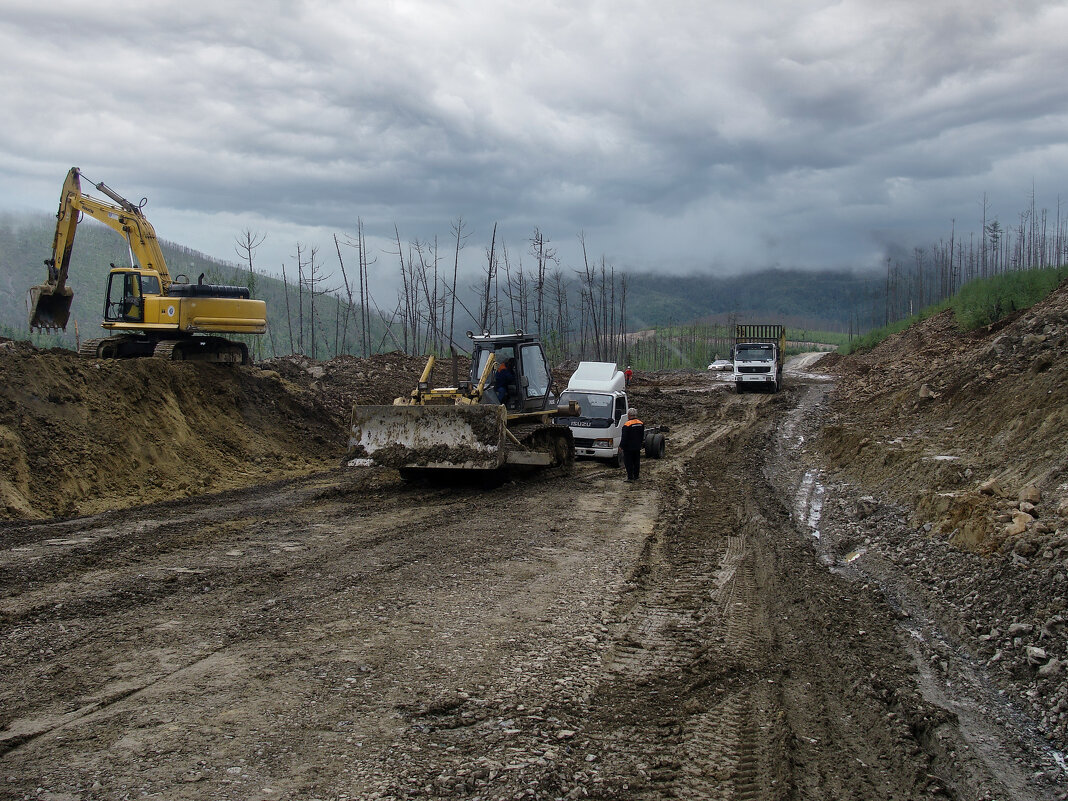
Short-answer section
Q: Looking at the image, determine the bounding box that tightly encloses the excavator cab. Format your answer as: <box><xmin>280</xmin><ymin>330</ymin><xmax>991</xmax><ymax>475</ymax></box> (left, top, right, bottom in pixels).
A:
<box><xmin>104</xmin><ymin>270</ymin><xmax>146</xmax><ymax>323</ymax></box>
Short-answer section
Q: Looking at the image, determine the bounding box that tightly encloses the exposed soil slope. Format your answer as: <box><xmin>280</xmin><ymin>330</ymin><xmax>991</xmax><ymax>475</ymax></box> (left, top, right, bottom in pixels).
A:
<box><xmin>0</xmin><ymin>342</ymin><xmax>343</xmax><ymax>519</ymax></box>
<box><xmin>814</xmin><ymin>279</ymin><xmax>1068</xmax><ymax>764</ymax></box>
<box><xmin>818</xmin><ymin>279</ymin><xmax>1068</xmax><ymax>554</ymax></box>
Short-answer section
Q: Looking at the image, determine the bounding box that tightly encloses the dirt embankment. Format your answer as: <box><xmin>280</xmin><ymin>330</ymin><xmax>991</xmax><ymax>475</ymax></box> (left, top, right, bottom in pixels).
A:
<box><xmin>819</xmin><ymin>280</ymin><xmax>1068</xmax><ymax>555</ymax></box>
<box><xmin>0</xmin><ymin>347</ymin><xmax>516</xmax><ymax>521</ymax></box>
<box><xmin>0</xmin><ymin>343</ymin><xmax>347</xmax><ymax>520</ymax></box>
<box><xmin>813</xmin><ymin>279</ymin><xmax>1068</xmax><ymax>756</ymax></box>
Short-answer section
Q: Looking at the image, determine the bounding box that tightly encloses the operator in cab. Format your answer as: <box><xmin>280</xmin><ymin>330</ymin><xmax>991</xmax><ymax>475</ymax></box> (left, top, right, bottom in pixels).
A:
<box><xmin>495</xmin><ymin>357</ymin><xmax>517</xmax><ymax>404</ymax></box>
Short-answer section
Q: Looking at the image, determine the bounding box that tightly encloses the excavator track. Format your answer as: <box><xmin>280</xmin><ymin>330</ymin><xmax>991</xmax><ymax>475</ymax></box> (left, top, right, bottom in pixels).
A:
<box><xmin>77</xmin><ymin>336</ymin><xmax>132</xmax><ymax>359</ymax></box>
<box><xmin>152</xmin><ymin>340</ymin><xmax>179</xmax><ymax>360</ymax></box>
<box><xmin>77</xmin><ymin>336</ymin><xmax>249</xmax><ymax>364</ymax></box>
<box><xmin>77</xmin><ymin>338</ymin><xmax>105</xmax><ymax>358</ymax></box>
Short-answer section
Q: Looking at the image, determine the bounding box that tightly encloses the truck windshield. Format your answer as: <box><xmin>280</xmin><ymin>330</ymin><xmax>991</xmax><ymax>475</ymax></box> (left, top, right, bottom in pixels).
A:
<box><xmin>736</xmin><ymin>346</ymin><xmax>774</xmax><ymax>362</ymax></box>
<box><xmin>559</xmin><ymin>391</ymin><xmax>614</xmax><ymax>421</ymax></box>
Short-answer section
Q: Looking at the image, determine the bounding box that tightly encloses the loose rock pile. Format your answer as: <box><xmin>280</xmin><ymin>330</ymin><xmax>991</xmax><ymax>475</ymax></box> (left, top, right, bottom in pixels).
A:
<box><xmin>818</xmin><ymin>277</ymin><xmax>1068</xmax><ymax>754</ymax></box>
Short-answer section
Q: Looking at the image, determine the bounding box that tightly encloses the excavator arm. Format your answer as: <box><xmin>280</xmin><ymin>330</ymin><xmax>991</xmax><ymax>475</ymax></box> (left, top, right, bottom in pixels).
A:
<box><xmin>29</xmin><ymin>167</ymin><xmax>172</xmax><ymax>331</ymax></box>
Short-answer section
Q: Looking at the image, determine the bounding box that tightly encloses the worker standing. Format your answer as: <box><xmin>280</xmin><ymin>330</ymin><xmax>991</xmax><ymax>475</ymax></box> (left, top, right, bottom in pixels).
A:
<box><xmin>624</xmin><ymin>365</ymin><xmax>633</xmax><ymax>386</ymax></box>
<box><xmin>619</xmin><ymin>407</ymin><xmax>645</xmax><ymax>482</ymax></box>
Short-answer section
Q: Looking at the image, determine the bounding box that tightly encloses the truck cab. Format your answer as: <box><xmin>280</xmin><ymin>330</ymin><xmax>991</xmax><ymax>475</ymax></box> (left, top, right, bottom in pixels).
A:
<box><xmin>557</xmin><ymin>361</ymin><xmax>629</xmax><ymax>465</ymax></box>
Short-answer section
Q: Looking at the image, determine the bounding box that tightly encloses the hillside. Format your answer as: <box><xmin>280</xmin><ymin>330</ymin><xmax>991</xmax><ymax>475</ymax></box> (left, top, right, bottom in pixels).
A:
<box><xmin>818</xmin><ymin>279</ymin><xmax>1068</xmax><ymax>555</ymax></box>
<box><xmin>624</xmin><ymin>267</ymin><xmax>878</xmax><ymax>331</ymax></box>
<box><xmin>3</xmin><ymin>212</ymin><xmax>878</xmax><ymax>357</ymax></box>
<box><xmin>810</xmin><ymin>278</ymin><xmax>1068</xmax><ymax>757</ymax></box>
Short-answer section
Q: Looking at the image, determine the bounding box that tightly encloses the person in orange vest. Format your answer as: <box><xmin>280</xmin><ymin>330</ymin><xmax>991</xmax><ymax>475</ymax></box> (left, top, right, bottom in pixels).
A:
<box><xmin>619</xmin><ymin>407</ymin><xmax>645</xmax><ymax>482</ymax></box>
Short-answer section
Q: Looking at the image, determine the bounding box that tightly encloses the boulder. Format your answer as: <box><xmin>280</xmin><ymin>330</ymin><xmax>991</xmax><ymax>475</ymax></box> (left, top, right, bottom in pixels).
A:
<box><xmin>1019</xmin><ymin>485</ymin><xmax>1042</xmax><ymax>504</ymax></box>
<box><xmin>1039</xmin><ymin>657</ymin><xmax>1064</xmax><ymax>677</ymax></box>
<box><xmin>980</xmin><ymin>478</ymin><xmax>1006</xmax><ymax>498</ymax></box>
<box><xmin>1026</xmin><ymin>645</ymin><xmax>1048</xmax><ymax>664</ymax></box>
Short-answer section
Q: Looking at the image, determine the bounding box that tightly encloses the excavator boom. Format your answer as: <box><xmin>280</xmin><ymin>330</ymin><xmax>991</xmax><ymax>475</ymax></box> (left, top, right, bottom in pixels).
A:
<box><xmin>29</xmin><ymin>167</ymin><xmax>173</xmax><ymax>332</ymax></box>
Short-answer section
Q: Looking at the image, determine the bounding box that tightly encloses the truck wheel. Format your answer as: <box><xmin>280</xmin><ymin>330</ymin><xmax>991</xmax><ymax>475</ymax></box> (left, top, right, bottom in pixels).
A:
<box><xmin>608</xmin><ymin>451</ymin><xmax>622</xmax><ymax>469</ymax></box>
<box><xmin>736</xmin><ymin>382</ymin><xmax>745</xmax><ymax>394</ymax></box>
<box><xmin>654</xmin><ymin>433</ymin><xmax>665</xmax><ymax>458</ymax></box>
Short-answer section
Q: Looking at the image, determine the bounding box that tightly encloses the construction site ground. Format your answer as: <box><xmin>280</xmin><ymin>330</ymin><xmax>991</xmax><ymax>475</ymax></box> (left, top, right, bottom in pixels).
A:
<box><xmin>1</xmin><ymin>283</ymin><xmax>1067</xmax><ymax>801</ymax></box>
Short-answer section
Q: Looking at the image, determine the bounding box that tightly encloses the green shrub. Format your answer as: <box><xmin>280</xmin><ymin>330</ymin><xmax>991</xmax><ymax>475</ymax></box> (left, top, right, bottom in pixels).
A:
<box><xmin>951</xmin><ymin>266</ymin><xmax>1068</xmax><ymax>330</ymax></box>
<box><xmin>842</xmin><ymin>266</ymin><xmax>1068</xmax><ymax>355</ymax></box>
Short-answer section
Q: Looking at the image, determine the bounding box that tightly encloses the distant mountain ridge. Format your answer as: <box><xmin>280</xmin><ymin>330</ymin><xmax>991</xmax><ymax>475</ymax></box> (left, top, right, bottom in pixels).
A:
<box><xmin>624</xmin><ymin>269</ymin><xmax>879</xmax><ymax>331</ymax></box>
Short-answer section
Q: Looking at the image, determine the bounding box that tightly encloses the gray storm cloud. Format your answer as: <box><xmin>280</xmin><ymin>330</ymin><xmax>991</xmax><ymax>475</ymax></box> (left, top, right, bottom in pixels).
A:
<box><xmin>1</xmin><ymin>0</ymin><xmax>1066</xmax><ymax>280</ymax></box>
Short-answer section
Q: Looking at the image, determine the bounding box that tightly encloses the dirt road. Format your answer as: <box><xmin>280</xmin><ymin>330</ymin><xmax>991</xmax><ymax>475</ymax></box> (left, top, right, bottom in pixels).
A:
<box><xmin>1</xmin><ymin>368</ymin><xmax>1064</xmax><ymax>800</ymax></box>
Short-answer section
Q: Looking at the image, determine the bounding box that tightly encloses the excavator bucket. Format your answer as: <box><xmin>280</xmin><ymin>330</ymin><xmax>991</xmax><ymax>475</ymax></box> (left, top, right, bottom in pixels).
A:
<box><xmin>347</xmin><ymin>404</ymin><xmax>509</xmax><ymax>471</ymax></box>
<box><xmin>27</xmin><ymin>284</ymin><xmax>74</xmax><ymax>331</ymax></box>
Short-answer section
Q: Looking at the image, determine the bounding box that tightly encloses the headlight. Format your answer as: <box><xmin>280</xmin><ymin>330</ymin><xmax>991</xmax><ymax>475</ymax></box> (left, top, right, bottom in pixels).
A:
<box><xmin>593</xmin><ymin>438</ymin><xmax>613</xmax><ymax>448</ymax></box>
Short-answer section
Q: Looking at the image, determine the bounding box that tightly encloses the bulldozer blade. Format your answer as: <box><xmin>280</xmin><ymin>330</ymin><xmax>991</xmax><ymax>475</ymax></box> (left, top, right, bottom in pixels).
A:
<box><xmin>347</xmin><ymin>404</ymin><xmax>508</xmax><ymax>470</ymax></box>
<box><xmin>27</xmin><ymin>284</ymin><xmax>74</xmax><ymax>331</ymax></box>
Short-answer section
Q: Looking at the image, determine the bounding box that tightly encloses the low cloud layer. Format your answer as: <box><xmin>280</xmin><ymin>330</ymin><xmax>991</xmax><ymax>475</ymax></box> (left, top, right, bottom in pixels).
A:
<box><xmin>3</xmin><ymin>0</ymin><xmax>1067</xmax><ymax>281</ymax></box>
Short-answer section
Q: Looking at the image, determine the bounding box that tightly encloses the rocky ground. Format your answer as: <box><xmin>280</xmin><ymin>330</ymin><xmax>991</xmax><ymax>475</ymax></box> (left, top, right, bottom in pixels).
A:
<box><xmin>811</xmin><ymin>279</ymin><xmax>1068</xmax><ymax>773</ymax></box>
<box><xmin>0</xmin><ymin>281</ymin><xmax>1065</xmax><ymax>800</ymax></box>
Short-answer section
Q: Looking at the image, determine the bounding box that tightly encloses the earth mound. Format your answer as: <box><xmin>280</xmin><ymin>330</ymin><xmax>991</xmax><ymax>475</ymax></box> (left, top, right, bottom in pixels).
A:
<box><xmin>0</xmin><ymin>347</ymin><xmax>485</xmax><ymax>521</ymax></box>
<box><xmin>819</xmin><ymin>279</ymin><xmax>1068</xmax><ymax>555</ymax></box>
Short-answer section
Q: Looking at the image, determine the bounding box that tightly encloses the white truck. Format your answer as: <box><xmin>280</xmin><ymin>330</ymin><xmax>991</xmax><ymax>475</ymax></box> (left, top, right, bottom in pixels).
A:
<box><xmin>733</xmin><ymin>324</ymin><xmax>786</xmax><ymax>393</ymax></box>
<box><xmin>557</xmin><ymin>361</ymin><xmax>666</xmax><ymax>467</ymax></box>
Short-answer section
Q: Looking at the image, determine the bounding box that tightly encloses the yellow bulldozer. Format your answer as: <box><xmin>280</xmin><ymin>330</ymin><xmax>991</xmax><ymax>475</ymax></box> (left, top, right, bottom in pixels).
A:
<box><xmin>28</xmin><ymin>167</ymin><xmax>266</xmax><ymax>363</ymax></box>
<box><xmin>347</xmin><ymin>331</ymin><xmax>577</xmax><ymax>480</ymax></box>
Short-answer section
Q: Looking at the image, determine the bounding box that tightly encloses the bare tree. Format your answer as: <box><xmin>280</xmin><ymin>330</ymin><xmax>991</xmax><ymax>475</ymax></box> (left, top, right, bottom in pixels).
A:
<box><xmin>448</xmin><ymin>217</ymin><xmax>469</xmax><ymax>349</ymax></box>
<box><xmin>480</xmin><ymin>223</ymin><xmax>498</xmax><ymax>332</ymax></box>
<box><xmin>234</xmin><ymin>228</ymin><xmax>270</xmax><ymax>358</ymax></box>
<box><xmin>529</xmin><ymin>227</ymin><xmax>557</xmax><ymax>335</ymax></box>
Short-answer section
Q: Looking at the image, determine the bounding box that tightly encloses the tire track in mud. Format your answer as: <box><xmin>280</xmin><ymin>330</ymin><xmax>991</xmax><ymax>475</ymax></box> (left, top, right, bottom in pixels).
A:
<box><xmin>0</xmin><ymin>471</ymin><xmax>497</xmax><ymax>762</ymax></box>
<box><xmin>578</xmin><ymin>392</ymin><xmax>790</xmax><ymax>800</ymax></box>
<box><xmin>579</xmin><ymin>383</ymin><xmax>966</xmax><ymax>800</ymax></box>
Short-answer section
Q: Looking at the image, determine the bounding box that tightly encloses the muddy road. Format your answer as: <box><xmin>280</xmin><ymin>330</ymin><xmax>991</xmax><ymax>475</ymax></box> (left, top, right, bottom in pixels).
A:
<box><xmin>1</xmin><ymin>368</ymin><xmax>1063</xmax><ymax>800</ymax></box>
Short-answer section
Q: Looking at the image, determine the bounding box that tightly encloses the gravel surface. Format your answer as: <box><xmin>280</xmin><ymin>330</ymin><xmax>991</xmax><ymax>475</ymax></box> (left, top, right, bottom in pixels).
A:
<box><xmin>1</xmin><ymin>287</ymin><xmax>1067</xmax><ymax>799</ymax></box>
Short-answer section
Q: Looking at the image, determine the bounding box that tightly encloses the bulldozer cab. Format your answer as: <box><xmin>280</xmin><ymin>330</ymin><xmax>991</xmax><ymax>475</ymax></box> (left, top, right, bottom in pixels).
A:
<box><xmin>470</xmin><ymin>333</ymin><xmax>553</xmax><ymax>413</ymax></box>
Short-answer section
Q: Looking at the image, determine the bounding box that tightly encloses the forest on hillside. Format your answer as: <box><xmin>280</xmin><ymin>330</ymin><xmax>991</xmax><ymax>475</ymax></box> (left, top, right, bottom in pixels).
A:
<box><xmin>5</xmin><ymin>182</ymin><xmax>1066</xmax><ymax>367</ymax></box>
<box><xmin>0</xmin><ymin>212</ymin><xmax>876</xmax><ymax>366</ymax></box>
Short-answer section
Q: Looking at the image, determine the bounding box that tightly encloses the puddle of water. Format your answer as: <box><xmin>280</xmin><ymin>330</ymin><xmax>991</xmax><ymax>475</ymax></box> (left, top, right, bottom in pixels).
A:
<box><xmin>795</xmin><ymin>468</ymin><xmax>824</xmax><ymax>540</ymax></box>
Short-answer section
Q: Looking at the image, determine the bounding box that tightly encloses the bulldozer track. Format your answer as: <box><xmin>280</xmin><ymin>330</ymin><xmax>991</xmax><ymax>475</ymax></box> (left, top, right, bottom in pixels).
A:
<box><xmin>509</xmin><ymin>422</ymin><xmax>575</xmax><ymax>472</ymax></box>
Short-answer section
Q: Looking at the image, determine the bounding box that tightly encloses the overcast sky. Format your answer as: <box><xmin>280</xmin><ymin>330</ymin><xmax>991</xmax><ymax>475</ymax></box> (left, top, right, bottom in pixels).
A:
<box><xmin>3</xmin><ymin>0</ymin><xmax>1067</xmax><ymax>289</ymax></box>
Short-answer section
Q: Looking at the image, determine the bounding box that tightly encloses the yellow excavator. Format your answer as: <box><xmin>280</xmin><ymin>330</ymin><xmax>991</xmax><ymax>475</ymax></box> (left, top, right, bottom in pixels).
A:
<box><xmin>347</xmin><ymin>331</ymin><xmax>577</xmax><ymax>480</ymax></box>
<box><xmin>28</xmin><ymin>167</ymin><xmax>266</xmax><ymax>363</ymax></box>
